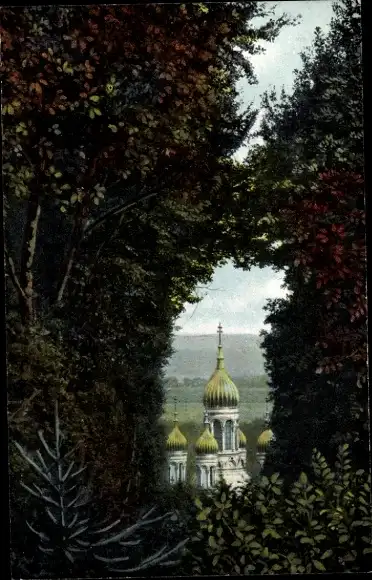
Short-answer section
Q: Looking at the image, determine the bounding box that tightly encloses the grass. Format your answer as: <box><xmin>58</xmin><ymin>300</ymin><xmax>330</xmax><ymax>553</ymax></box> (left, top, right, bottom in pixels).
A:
<box><xmin>163</xmin><ymin>377</ymin><xmax>269</xmax><ymax>424</ymax></box>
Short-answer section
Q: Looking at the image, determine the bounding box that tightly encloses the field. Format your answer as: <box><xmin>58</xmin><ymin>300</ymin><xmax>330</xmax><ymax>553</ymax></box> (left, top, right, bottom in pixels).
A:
<box><xmin>162</xmin><ymin>374</ymin><xmax>270</xmax><ymax>424</ymax></box>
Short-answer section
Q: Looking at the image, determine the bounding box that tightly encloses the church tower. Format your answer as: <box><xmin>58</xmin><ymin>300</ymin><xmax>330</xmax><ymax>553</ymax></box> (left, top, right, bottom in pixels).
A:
<box><xmin>256</xmin><ymin>396</ymin><xmax>274</xmax><ymax>468</ymax></box>
<box><xmin>194</xmin><ymin>411</ymin><xmax>219</xmax><ymax>488</ymax></box>
<box><xmin>202</xmin><ymin>323</ymin><xmax>250</xmax><ymax>488</ymax></box>
<box><xmin>165</xmin><ymin>398</ymin><xmax>188</xmax><ymax>484</ymax></box>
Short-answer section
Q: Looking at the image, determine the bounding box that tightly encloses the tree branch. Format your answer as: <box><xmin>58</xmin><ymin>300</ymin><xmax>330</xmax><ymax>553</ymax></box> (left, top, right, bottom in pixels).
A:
<box><xmin>8</xmin><ymin>388</ymin><xmax>41</xmax><ymax>424</ymax></box>
<box><xmin>55</xmin><ymin>207</ymin><xmax>86</xmax><ymax>305</ymax></box>
<box><xmin>18</xmin><ymin>188</ymin><xmax>41</xmax><ymax>325</ymax></box>
<box><xmin>55</xmin><ymin>188</ymin><xmax>160</xmax><ymax>306</ymax></box>
<box><xmin>83</xmin><ymin>190</ymin><xmax>159</xmax><ymax>238</ymax></box>
<box><xmin>4</xmin><ymin>243</ymin><xmax>26</xmax><ymax>301</ymax></box>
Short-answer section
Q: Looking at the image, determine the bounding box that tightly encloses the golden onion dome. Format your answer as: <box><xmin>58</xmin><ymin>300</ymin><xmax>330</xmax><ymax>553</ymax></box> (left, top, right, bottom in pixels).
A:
<box><xmin>257</xmin><ymin>428</ymin><xmax>274</xmax><ymax>452</ymax></box>
<box><xmin>238</xmin><ymin>428</ymin><xmax>247</xmax><ymax>448</ymax></box>
<box><xmin>203</xmin><ymin>325</ymin><xmax>239</xmax><ymax>408</ymax></box>
<box><xmin>195</xmin><ymin>426</ymin><xmax>219</xmax><ymax>455</ymax></box>
<box><xmin>166</xmin><ymin>421</ymin><xmax>188</xmax><ymax>452</ymax></box>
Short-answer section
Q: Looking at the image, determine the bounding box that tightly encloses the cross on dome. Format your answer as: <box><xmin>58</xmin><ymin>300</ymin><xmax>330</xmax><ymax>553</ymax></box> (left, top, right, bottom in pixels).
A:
<box><xmin>265</xmin><ymin>396</ymin><xmax>270</xmax><ymax>427</ymax></box>
<box><xmin>173</xmin><ymin>396</ymin><xmax>178</xmax><ymax>423</ymax></box>
<box><xmin>217</xmin><ymin>322</ymin><xmax>223</xmax><ymax>346</ymax></box>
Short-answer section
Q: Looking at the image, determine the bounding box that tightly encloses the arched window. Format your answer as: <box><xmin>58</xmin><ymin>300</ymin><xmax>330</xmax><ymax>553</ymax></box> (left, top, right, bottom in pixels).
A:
<box><xmin>196</xmin><ymin>466</ymin><xmax>202</xmax><ymax>487</ymax></box>
<box><xmin>203</xmin><ymin>466</ymin><xmax>208</xmax><ymax>488</ymax></box>
<box><xmin>214</xmin><ymin>420</ymin><xmax>223</xmax><ymax>451</ymax></box>
<box><xmin>225</xmin><ymin>420</ymin><xmax>233</xmax><ymax>450</ymax></box>
<box><xmin>170</xmin><ymin>463</ymin><xmax>176</xmax><ymax>484</ymax></box>
<box><xmin>179</xmin><ymin>463</ymin><xmax>184</xmax><ymax>481</ymax></box>
<box><xmin>168</xmin><ymin>466</ymin><xmax>171</xmax><ymax>483</ymax></box>
<box><xmin>210</xmin><ymin>466</ymin><xmax>215</xmax><ymax>486</ymax></box>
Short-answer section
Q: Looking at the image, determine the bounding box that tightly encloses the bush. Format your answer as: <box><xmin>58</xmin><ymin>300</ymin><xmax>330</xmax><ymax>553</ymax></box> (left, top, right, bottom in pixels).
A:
<box><xmin>11</xmin><ymin>402</ymin><xmax>188</xmax><ymax>578</ymax></box>
<box><xmin>187</xmin><ymin>443</ymin><xmax>372</xmax><ymax>574</ymax></box>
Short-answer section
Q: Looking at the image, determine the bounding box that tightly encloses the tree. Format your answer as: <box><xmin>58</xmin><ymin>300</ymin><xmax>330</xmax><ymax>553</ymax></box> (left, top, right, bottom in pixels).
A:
<box><xmin>2</xmin><ymin>2</ymin><xmax>291</xmax><ymax>326</ymax></box>
<box><xmin>3</xmin><ymin>0</ymin><xmax>294</xmax><ymax>525</ymax></box>
<box><xmin>229</xmin><ymin>0</ymin><xmax>366</xmax><ymax>477</ymax></box>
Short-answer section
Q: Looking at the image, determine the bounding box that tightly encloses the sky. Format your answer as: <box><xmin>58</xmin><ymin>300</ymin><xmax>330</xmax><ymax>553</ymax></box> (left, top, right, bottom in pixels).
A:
<box><xmin>175</xmin><ymin>1</ymin><xmax>334</xmax><ymax>336</ymax></box>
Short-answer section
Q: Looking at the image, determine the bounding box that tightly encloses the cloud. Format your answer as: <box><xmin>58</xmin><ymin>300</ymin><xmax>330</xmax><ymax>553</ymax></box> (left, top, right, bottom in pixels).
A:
<box><xmin>176</xmin><ymin>264</ymin><xmax>288</xmax><ymax>335</ymax></box>
<box><xmin>234</xmin><ymin>1</ymin><xmax>334</xmax><ymax>160</ymax></box>
<box><xmin>176</xmin><ymin>1</ymin><xmax>333</xmax><ymax>336</ymax></box>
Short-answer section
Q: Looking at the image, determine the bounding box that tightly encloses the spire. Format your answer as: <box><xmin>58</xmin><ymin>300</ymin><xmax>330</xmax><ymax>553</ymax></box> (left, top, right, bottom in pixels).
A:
<box><xmin>203</xmin><ymin>409</ymin><xmax>210</xmax><ymax>428</ymax></box>
<box><xmin>216</xmin><ymin>322</ymin><xmax>225</xmax><ymax>370</ymax></box>
<box><xmin>264</xmin><ymin>396</ymin><xmax>270</xmax><ymax>428</ymax></box>
<box><xmin>203</xmin><ymin>322</ymin><xmax>239</xmax><ymax>408</ymax></box>
<box><xmin>166</xmin><ymin>396</ymin><xmax>188</xmax><ymax>452</ymax></box>
<box><xmin>173</xmin><ymin>397</ymin><xmax>178</xmax><ymax>424</ymax></box>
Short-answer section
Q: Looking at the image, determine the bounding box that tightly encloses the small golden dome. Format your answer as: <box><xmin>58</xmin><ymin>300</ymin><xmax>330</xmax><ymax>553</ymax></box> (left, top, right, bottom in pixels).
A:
<box><xmin>166</xmin><ymin>423</ymin><xmax>187</xmax><ymax>452</ymax></box>
<box><xmin>195</xmin><ymin>426</ymin><xmax>219</xmax><ymax>455</ymax></box>
<box><xmin>203</xmin><ymin>325</ymin><xmax>239</xmax><ymax>408</ymax></box>
<box><xmin>257</xmin><ymin>429</ymin><xmax>273</xmax><ymax>452</ymax></box>
<box><xmin>238</xmin><ymin>428</ymin><xmax>247</xmax><ymax>448</ymax></box>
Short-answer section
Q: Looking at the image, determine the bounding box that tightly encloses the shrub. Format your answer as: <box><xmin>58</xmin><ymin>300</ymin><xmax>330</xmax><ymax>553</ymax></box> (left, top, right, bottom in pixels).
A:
<box><xmin>187</xmin><ymin>443</ymin><xmax>372</xmax><ymax>574</ymax></box>
<box><xmin>12</xmin><ymin>402</ymin><xmax>188</xmax><ymax>577</ymax></box>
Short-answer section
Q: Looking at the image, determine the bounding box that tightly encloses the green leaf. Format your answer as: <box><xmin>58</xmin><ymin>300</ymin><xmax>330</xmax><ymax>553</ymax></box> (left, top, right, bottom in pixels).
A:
<box><xmin>339</xmin><ymin>534</ymin><xmax>349</xmax><ymax>543</ymax></box>
<box><xmin>271</xmin><ymin>564</ymin><xmax>282</xmax><ymax>571</ymax></box>
<box><xmin>108</xmin><ymin>124</ymin><xmax>118</xmax><ymax>133</ymax></box>
<box><xmin>54</xmin><ymin>172</ymin><xmax>62</xmax><ymax>178</ymax></box>
<box><xmin>89</xmin><ymin>95</ymin><xmax>100</xmax><ymax>103</ymax></box>
<box><xmin>60</xmin><ymin>205</ymin><xmax>66</xmax><ymax>213</ymax></box>
<box><xmin>299</xmin><ymin>472</ymin><xmax>308</xmax><ymax>485</ymax></box>
<box><xmin>321</xmin><ymin>550</ymin><xmax>333</xmax><ymax>560</ymax></box>
<box><xmin>93</xmin><ymin>108</ymin><xmax>102</xmax><ymax>116</ymax></box>
<box><xmin>300</xmin><ymin>537</ymin><xmax>314</xmax><ymax>545</ymax></box>
<box><xmin>231</xmin><ymin>539</ymin><xmax>241</xmax><ymax>547</ymax></box>
<box><xmin>208</xmin><ymin>536</ymin><xmax>217</xmax><ymax>549</ymax></box>
<box><xmin>271</xmin><ymin>473</ymin><xmax>280</xmax><ymax>484</ymax></box>
<box><xmin>212</xmin><ymin>555</ymin><xmax>219</xmax><ymax>566</ymax></box>
<box><xmin>89</xmin><ymin>109</ymin><xmax>95</xmax><ymax>119</ymax></box>
<box><xmin>313</xmin><ymin>560</ymin><xmax>326</xmax><ymax>571</ymax></box>
<box><xmin>70</xmin><ymin>194</ymin><xmax>78</xmax><ymax>203</ymax></box>
<box><xmin>260</xmin><ymin>475</ymin><xmax>269</xmax><ymax>487</ymax></box>
<box><xmin>194</xmin><ymin>497</ymin><xmax>203</xmax><ymax>510</ymax></box>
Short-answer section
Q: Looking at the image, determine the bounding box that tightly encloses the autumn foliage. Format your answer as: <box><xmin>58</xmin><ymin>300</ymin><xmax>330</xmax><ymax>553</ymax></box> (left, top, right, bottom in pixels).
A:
<box><xmin>284</xmin><ymin>170</ymin><xmax>366</xmax><ymax>379</ymax></box>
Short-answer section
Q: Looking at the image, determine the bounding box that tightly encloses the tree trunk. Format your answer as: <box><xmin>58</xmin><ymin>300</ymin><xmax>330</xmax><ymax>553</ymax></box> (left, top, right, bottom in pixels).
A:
<box><xmin>55</xmin><ymin>210</ymin><xmax>86</xmax><ymax>305</ymax></box>
<box><xmin>19</xmin><ymin>189</ymin><xmax>41</xmax><ymax>326</ymax></box>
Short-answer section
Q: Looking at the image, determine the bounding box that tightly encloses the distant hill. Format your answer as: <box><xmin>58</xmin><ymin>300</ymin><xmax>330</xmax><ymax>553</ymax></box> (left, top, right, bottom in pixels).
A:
<box><xmin>165</xmin><ymin>333</ymin><xmax>266</xmax><ymax>379</ymax></box>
